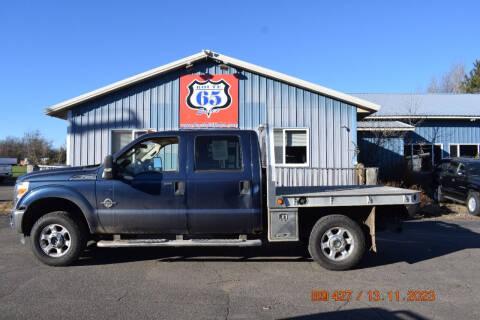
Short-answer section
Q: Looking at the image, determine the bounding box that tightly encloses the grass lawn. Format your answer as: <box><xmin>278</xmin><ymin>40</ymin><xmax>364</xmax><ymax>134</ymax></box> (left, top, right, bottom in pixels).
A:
<box><xmin>11</xmin><ymin>165</ymin><xmax>26</xmax><ymax>178</ymax></box>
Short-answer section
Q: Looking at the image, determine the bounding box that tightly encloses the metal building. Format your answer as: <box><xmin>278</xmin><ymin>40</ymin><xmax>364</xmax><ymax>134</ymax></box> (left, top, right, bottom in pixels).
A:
<box><xmin>45</xmin><ymin>50</ymin><xmax>379</xmax><ymax>186</ymax></box>
<box><xmin>354</xmin><ymin>93</ymin><xmax>480</xmax><ymax>177</ymax></box>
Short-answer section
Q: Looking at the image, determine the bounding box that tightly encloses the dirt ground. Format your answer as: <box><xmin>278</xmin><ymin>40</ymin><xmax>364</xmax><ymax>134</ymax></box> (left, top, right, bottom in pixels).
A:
<box><xmin>0</xmin><ymin>201</ymin><xmax>13</xmax><ymax>214</ymax></box>
<box><xmin>417</xmin><ymin>202</ymin><xmax>480</xmax><ymax>221</ymax></box>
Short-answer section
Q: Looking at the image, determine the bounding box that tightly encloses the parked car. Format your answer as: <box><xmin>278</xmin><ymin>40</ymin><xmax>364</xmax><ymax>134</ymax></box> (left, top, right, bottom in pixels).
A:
<box><xmin>0</xmin><ymin>164</ymin><xmax>12</xmax><ymax>182</ymax></box>
<box><xmin>10</xmin><ymin>128</ymin><xmax>419</xmax><ymax>270</ymax></box>
<box><xmin>0</xmin><ymin>158</ymin><xmax>16</xmax><ymax>182</ymax></box>
<box><xmin>433</xmin><ymin>157</ymin><xmax>480</xmax><ymax>216</ymax></box>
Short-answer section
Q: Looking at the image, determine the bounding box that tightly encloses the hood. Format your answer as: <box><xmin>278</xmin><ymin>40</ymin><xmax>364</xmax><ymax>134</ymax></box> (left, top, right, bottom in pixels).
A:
<box><xmin>17</xmin><ymin>165</ymin><xmax>100</xmax><ymax>182</ymax></box>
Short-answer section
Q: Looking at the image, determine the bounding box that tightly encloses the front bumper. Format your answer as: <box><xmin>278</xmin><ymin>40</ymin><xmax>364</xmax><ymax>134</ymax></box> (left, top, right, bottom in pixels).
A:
<box><xmin>10</xmin><ymin>209</ymin><xmax>24</xmax><ymax>233</ymax></box>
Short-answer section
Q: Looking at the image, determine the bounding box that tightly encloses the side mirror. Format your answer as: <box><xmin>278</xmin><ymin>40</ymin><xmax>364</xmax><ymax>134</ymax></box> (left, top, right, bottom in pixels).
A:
<box><xmin>102</xmin><ymin>155</ymin><xmax>114</xmax><ymax>180</ymax></box>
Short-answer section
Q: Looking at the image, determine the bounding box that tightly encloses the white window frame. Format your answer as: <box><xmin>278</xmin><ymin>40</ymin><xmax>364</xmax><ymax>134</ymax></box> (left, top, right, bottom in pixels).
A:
<box><xmin>404</xmin><ymin>143</ymin><xmax>443</xmax><ymax>166</ymax></box>
<box><xmin>273</xmin><ymin>128</ymin><xmax>310</xmax><ymax>167</ymax></box>
<box><xmin>448</xmin><ymin>143</ymin><xmax>480</xmax><ymax>158</ymax></box>
<box><xmin>110</xmin><ymin>129</ymin><xmax>155</xmax><ymax>154</ymax></box>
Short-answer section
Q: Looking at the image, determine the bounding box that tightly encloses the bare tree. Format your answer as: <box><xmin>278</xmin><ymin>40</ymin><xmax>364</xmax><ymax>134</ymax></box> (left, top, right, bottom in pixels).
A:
<box><xmin>23</xmin><ymin>130</ymin><xmax>52</xmax><ymax>165</ymax></box>
<box><xmin>0</xmin><ymin>130</ymin><xmax>66</xmax><ymax>165</ymax></box>
<box><xmin>427</xmin><ymin>63</ymin><xmax>466</xmax><ymax>93</ymax></box>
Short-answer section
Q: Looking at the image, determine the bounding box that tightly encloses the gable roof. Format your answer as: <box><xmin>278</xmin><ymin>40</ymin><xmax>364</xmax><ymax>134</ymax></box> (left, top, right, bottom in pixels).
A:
<box><xmin>45</xmin><ymin>50</ymin><xmax>380</xmax><ymax>119</ymax></box>
<box><xmin>352</xmin><ymin>93</ymin><xmax>480</xmax><ymax>119</ymax></box>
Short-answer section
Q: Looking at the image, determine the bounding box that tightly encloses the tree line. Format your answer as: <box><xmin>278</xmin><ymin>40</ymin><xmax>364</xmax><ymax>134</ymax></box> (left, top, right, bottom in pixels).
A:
<box><xmin>0</xmin><ymin>130</ymin><xmax>66</xmax><ymax>165</ymax></box>
<box><xmin>428</xmin><ymin>59</ymin><xmax>480</xmax><ymax>93</ymax></box>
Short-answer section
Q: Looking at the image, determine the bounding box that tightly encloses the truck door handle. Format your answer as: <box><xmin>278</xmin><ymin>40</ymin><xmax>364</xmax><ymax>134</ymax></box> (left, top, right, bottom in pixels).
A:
<box><xmin>174</xmin><ymin>181</ymin><xmax>185</xmax><ymax>195</ymax></box>
<box><xmin>239</xmin><ymin>180</ymin><xmax>250</xmax><ymax>195</ymax></box>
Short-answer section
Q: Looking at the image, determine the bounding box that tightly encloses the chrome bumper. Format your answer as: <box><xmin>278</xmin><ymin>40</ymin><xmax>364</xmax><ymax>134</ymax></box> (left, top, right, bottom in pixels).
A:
<box><xmin>10</xmin><ymin>209</ymin><xmax>24</xmax><ymax>233</ymax></box>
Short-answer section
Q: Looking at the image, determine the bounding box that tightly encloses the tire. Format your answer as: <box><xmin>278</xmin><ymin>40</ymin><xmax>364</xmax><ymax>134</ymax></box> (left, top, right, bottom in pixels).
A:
<box><xmin>434</xmin><ymin>185</ymin><xmax>445</xmax><ymax>203</ymax></box>
<box><xmin>466</xmin><ymin>191</ymin><xmax>480</xmax><ymax>216</ymax></box>
<box><xmin>308</xmin><ymin>215</ymin><xmax>366</xmax><ymax>271</ymax></box>
<box><xmin>30</xmin><ymin>211</ymin><xmax>87</xmax><ymax>266</ymax></box>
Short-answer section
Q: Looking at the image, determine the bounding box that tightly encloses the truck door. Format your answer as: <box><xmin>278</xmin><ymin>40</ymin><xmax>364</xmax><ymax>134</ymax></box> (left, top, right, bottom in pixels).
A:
<box><xmin>186</xmin><ymin>132</ymin><xmax>259</xmax><ymax>234</ymax></box>
<box><xmin>96</xmin><ymin>135</ymin><xmax>187</xmax><ymax>234</ymax></box>
<box><xmin>442</xmin><ymin>161</ymin><xmax>466</xmax><ymax>200</ymax></box>
<box><xmin>451</xmin><ymin>162</ymin><xmax>469</xmax><ymax>201</ymax></box>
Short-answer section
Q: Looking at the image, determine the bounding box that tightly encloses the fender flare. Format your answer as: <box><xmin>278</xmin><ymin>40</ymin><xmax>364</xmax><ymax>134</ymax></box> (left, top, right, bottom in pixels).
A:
<box><xmin>18</xmin><ymin>185</ymin><xmax>100</xmax><ymax>233</ymax></box>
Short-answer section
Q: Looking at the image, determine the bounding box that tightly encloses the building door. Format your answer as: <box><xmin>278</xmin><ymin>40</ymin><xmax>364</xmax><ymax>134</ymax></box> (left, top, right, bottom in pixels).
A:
<box><xmin>185</xmin><ymin>132</ymin><xmax>260</xmax><ymax>234</ymax></box>
<box><xmin>96</xmin><ymin>135</ymin><xmax>187</xmax><ymax>234</ymax></box>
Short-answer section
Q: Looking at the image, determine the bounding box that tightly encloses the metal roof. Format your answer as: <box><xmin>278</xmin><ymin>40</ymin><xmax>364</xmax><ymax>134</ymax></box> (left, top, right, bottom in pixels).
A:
<box><xmin>45</xmin><ymin>50</ymin><xmax>380</xmax><ymax>119</ymax></box>
<box><xmin>351</xmin><ymin>93</ymin><xmax>480</xmax><ymax>119</ymax></box>
<box><xmin>357</xmin><ymin>120</ymin><xmax>415</xmax><ymax>131</ymax></box>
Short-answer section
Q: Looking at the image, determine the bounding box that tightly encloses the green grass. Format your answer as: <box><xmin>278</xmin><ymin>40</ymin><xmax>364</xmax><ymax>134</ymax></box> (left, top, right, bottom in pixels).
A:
<box><xmin>11</xmin><ymin>165</ymin><xmax>26</xmax><ymax>178</ymax></box>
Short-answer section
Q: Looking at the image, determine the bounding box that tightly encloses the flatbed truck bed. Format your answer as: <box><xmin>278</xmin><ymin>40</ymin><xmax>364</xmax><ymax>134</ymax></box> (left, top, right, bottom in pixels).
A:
<box><xmin>275</xmin><ymin>185</ymin><xmax>419</xmax><ymax>207</ymax></box>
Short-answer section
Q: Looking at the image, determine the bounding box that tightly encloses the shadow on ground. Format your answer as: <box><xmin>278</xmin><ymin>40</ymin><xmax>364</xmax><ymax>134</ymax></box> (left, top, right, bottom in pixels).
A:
<box><xmin>76</xmin><ymin>220</ymin><xmax>480</xmax><ymax>269</ymax></box>
<box><xmin>281</xmin><ymin>308</ymin><xmax>429</xmax><ymax>320</ymax></box>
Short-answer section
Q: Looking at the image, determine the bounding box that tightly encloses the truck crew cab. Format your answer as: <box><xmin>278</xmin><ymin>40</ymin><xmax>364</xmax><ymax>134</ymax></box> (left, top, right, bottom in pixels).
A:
<box><xmin>10</xmin><ymin>127</ymin><xmax>420</xmax><ymax>270</ymax></box>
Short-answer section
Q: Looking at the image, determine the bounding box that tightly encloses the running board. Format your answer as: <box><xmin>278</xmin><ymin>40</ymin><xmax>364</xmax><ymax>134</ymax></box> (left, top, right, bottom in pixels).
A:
<box><xmin>444</xmin><ymin>195</ymin><xmax>465</xmax><ymax>204</ymax></box>
<box><xmin>97</xmin><ymin>238</ymin><xmax>262</xmax><ymax>248</ymax></box>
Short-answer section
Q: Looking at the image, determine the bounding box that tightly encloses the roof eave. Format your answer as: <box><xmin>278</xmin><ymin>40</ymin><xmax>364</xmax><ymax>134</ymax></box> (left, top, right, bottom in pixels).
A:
<box><xmin>367</xmin><ymin>115</ymin><xmax>480</xmax><ymax>120</ymax></box>
<box><xmin>357</xmin><ymin>127</ymin><xmax>415</xmax><ymax>131</ymax></box>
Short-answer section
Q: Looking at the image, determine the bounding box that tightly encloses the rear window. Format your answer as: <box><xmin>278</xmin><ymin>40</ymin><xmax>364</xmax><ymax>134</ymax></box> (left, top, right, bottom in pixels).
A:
<box><xmin>194</xmin><ymin>135</ymin><xmax>243</xmax><ymax>171</ymax></box>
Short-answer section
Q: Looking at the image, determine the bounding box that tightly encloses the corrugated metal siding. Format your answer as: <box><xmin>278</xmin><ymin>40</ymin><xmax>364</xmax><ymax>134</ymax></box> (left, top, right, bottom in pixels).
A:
<box><xmin>358</xmin><ymin>133</ymin><xmax>404</xmax><ymax>178</ymax></box>
<box><xmin>70</xmin><ymin>61</ymin><xmax>358</xmax><ymax>186</ymax></box>
<box><xmin>407</xmin><ymin>121</ymin><xmax>480</xmax><ymax>158</ymax></box>
<box><xmin>357</xmin><ymin>120</ymin><xmax>480</xmax><ymax>178</ymax></box>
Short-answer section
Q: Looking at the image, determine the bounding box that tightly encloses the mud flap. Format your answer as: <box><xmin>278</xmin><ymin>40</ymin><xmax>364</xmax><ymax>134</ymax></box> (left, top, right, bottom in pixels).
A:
<box><xmin>364</xmin><ymin>206</ymin><xmax>376</xmax><ymax>252</ymax></box>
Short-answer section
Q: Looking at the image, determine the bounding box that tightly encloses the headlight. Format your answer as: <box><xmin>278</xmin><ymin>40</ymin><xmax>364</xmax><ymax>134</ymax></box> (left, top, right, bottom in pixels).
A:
<box><xmin>16</xmin><ymin>181</ymin><xmax>29</xmax><ymax>201</ymax></box>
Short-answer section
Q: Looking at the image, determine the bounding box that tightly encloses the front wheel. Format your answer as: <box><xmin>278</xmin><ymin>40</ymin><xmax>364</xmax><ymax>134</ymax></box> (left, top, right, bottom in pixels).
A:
<box><xmin>434</xmin><ymin>185</ymin><xmax>445</xmax><ymax>203</ymax></box>
<box><xmin>308</xmin><ymin>215</ymin><xmax>366</xmax><ymax>271</ymax></box>
<box><xmin>30</xmin><ymin>211</ymin><xmax>87</xmax><ymax>266</ymax></box>
<box><xmin>466</xmin><ymin>191</ymin><xmax>480</xmax><ymax>216</ymax></box>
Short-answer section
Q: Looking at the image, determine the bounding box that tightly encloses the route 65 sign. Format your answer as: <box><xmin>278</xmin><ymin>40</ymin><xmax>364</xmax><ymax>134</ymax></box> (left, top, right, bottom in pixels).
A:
<box><xmin>180</xmin><ymin>74</ymin><xmax>238</xmax><ymax>128</ymax></box>
<box><xmin>186</xmin><ymin>79</ymin><xmax>231</xmax><ymax>117</ymax></box>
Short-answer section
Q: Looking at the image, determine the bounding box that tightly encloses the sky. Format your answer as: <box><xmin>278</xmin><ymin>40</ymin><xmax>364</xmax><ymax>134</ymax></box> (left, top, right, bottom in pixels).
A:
<box><xmin>1</xmin><ymin>0</ymin><xmax>479</xmax><ymax>147</ymax></box>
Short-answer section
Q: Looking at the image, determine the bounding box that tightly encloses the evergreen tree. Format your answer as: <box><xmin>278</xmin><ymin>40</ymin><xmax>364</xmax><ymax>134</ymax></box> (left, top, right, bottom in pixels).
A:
<box><xmin>463</xmin><ymin>60</ymin><xmax>480</xmax><ymax>93</ymax></box>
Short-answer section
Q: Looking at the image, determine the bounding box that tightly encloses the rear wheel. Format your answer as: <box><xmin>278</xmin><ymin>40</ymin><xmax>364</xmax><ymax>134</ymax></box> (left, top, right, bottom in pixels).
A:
<box><xmin>30</xmin><ymin>211</ymin><xmax>87</xmax><ymax>266</ymax></box>
<box><xmin>466</xmin><ymin>191</ymin><xmax>480</xmax><ymax>216</ymax></box>
<box><xmin>308</xmin><ymin>215</ymin><xmax>365</xmax><ymax>271</ymax></box>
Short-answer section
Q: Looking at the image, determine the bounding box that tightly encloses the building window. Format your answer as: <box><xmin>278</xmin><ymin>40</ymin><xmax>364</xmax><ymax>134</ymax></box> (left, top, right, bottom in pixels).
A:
<box><xmin>111</xmin><ymin>130</ymin><xmax>148</xmax><ymax>154</ymax></box>
<box><xmin>194</xmin><ymin>135</ymin><xmax>243</xmax><ymax>171</ymax></box>
<box><xmin>449</xmin><ymin>144</ymin><xmax>479</xmax><ymax>158</ymax></box>
<box><xmin>404</xmin><ymin>143</ymin><xmax>443</xmax><ymax>171</ymax></box>
<box><xmin>273</xmin><ymin>129</ymin><xmax>309</xmax><ymax>166</ymax></box>
<box><xmin>449</xmin><ymin>145</ymin><xmax>458</xmax><ymax>157</ymax></box>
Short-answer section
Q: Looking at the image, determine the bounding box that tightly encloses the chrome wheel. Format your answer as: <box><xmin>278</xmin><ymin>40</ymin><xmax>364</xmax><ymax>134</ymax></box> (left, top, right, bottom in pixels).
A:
<box><xmin>320</xmin><ymin>227</ymin><xmax>354</xmax><ymax>261</ymax></box>
<box><xmin>468</xmin><ymin>197</ymin><xmax>477</xmax><ymax>213</ymax></box>
<box><xmin>39</xmin><ymin>224</ymin><xmax>72</xmax><ymax>257</ymax></box>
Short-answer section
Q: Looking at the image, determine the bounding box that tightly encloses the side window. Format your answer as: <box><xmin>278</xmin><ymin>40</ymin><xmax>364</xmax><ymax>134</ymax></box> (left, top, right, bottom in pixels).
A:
<box><xmin>195</xmin><ymin>135</ymin><xmax>243</xmax><ymax>171</ymax></box>
<box><xmin>448</xmin><ymin>162</ymin><xmax>459</xmax><ymax>174</ymax></box>
<box><xmin>115</xmin><ymin>137</ymin><xmax>179</xmax><ymax>178</ymax></box>
<box><xmin>273</xmin><ymin>128</ymin><xmax>309</xmax><ymax>166</ymax></box>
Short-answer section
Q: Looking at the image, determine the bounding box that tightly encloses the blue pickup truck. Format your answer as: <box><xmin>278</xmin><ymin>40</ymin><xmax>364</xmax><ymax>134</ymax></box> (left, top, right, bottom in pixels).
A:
<box><xmin>10</xmin><ymin>128</ymin><xmax>419</xmax><ymax>270</ymax></box>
